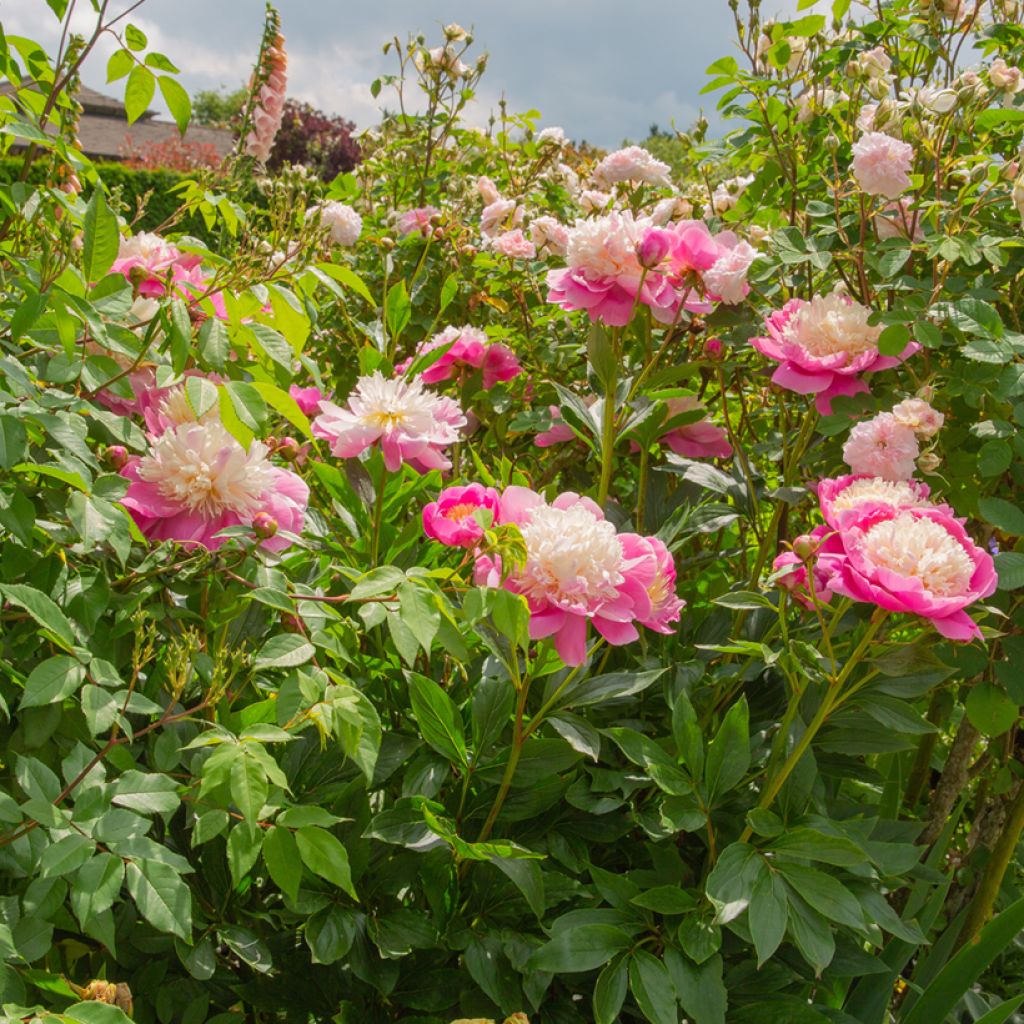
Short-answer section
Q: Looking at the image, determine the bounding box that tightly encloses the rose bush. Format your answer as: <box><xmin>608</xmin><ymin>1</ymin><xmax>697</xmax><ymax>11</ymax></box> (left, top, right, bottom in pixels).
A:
<box><xmin>0</xmin><ymin>2</ymin><xmax>1021</xmax><ymax>1024</ymax></box>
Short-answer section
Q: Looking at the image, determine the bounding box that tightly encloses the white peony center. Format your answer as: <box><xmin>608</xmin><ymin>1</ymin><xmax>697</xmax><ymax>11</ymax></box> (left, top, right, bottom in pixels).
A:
<box><xmin>519</xmin><ymin>503</ymin><xmax>625</xmax><ymax>606</ymax></box>
<box><xmin>861</xmin><ymin>513</ymin><xmax>974</xmax><ymax>598</ymax></box>
<box><xmin>785</xmin><ymin>293</ymin><xmax>882</xmax><ymax>358</ymax></box>
<box><xmin>138</xmin><ymin>422</ymin><xmax>273</xmax><ymax>518</ymax></box>
<box><xmin>831</xmin><ymin>478</ymin><xmax>930</xmax><ymax>515</ymax></box>
<box><xmin>350</xmin><ymin>373</ymin><xmax>441</xmax><ymax>434</ymax></box>
<box><xmin>567</xmin><ymin>212</ymin><xmax>644</xmax><ymax>279</ymax></box>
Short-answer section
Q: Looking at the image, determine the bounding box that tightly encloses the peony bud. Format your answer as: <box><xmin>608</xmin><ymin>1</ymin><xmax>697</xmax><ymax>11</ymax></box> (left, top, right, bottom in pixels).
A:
<box><xmin>637</xmin><ymin>227</ymin><xmax>673</xmax><ymax>269</ymax></box>
<box><xmin>104</xmin><ymin>445</ymin><xmax>128</xmax><ymax>471</ymax></box>
<box><xmin>792</xmin><ymin>534</ymin><xmax>821</xmax><ymax>561</ymax></box>
<box><xmin>252</xmin><ymin>512</ymin><xmax>278</xmax><ymax>540</ymax></box>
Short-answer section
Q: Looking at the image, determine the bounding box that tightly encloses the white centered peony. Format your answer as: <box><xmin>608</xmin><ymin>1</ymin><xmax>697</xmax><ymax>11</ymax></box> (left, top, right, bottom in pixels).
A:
<box><xmin>861</xmin><ymin>513</ymin><xmax>974</xmax><ymax>598</ymax></box>
<box><xmin>831</xmin><ymin>477</ymin><xmax>931</xmax><ymax>515</ymax></box>
<box><xmin>138</xmin><ymin>421</ymin><xmax>273</xmax><ymax>518</ymax></box>
<box><xmin>566</xmin><ymin>212</ymin><xmax>645</xmax><ymax>279</ymax></box>
<box><xmin>519</xmin><ymin>503</ymin><xmax>625</xmax><ymax>607</ymax></box>
<box><xmin>348</xmin><ymin>372</ymin><xmax>448</xmax><ymax>433</ymax></box>
<box><xmin>784</xmin><ymin>293</ymin><xmax>882</xmax><ymax>358</ymax></box>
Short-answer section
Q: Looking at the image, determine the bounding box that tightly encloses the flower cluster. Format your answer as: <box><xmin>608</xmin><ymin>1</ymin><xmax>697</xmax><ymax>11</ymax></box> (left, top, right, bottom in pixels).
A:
<box><xmin>396</xmin><ymin>326</ymin><xmax>521</xmax><ymax>389</ymax></box>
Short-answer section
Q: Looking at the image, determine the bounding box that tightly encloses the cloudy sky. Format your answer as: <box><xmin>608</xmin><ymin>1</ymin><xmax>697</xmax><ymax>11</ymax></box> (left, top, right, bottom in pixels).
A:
<box><xmin>4</xmin><ymin>0</ymin><xmax>802</xmax><ymax>147</ymax></box>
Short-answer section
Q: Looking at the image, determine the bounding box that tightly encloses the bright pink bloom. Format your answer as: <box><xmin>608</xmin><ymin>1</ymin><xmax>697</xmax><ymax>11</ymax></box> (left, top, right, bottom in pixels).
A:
<box><xmin>490</xmin><ymin>228</ymin><xmax>536</xmax><ymax>259</ymax></box>
<box><xmin>289</xmin><ymin>385</ymin><xmax>328</xmax><ymax>416</ymax></box>
<box><xmin>851</xmin><ymin>131</ymin><xmax>914</xmax><ymax>199</ymax></box>
<box><xmin>824</xmin><ymin>504</ymin><xmax>996</xmax><ymax>641</ymax></box>
<box><xmin>397</xmin><ymin>207</ymin><xmax>441</xmax><ymax>238</ymax></box>
<box><xmin>658</xmin><ymin>397</ymin><xmax>733</xmax><ymax>459</ymax></box>
<box><xmin>817</xmin><ymin>474</ymin><xmax>938</xmax><ymax>529</ymax></box>
<box><xmin>772</xmin><ymin>525</ymin><xmax>838</xmax><ymax>608</ymax></box>
<box><xmin>120</xmin><ymin>421</ymin><xmax>307</xmax><ymax>551</ymax></box>
<box><xmin>422</xmin><ymin>483</ymin><xmax>501</xmax><ymax>548</ymax></box>
<box><xmin>637</xmin><ymin>226</ymin><xmax>674</xmax><ymax>269</ymax></box>
<box><xmin>312</xmin><ymin>372</ymin><xmax>465</xmax><ymax>473</ymax></box>
<box><xmin>397</xmin><ymin>326</ymin><xmax>522</xmax><ymax>389</ymax></box>
<box><xmin>629</xmin><ymin>534</ymin><xmax>685</xmax><ymax>633</ymax></box>
<box><xmin>842</xmin><ymin>413</ymin><xmax>920</xmax><ymax>481</ymax></box>
<box><xmin>168</xmin><ymin>263</ymin><xmax>229</xmax><ymax>321</ymax></box>
<box><xmin>474</xmin><ymin>487</ymin><xmax>681</xmax><ymax>665</ymax></box>
<box><xmin>751</xmin><ymin>292</ymin><xmax>919</xmax><ymax>414</ymax></box>
<box><xmin>534</xmin><ymin>405</ymin><xmax>577</xmax><ymax>447</ymax></box>
<box><xmin>112</xmin><ymin>232</ymin><xmax>200</xmax><ymax>295</ymax></box>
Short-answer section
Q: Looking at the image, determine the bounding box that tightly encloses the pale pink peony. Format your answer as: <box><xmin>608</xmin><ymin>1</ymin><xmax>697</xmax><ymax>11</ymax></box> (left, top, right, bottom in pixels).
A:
<box><xmin>842</xmin><ymin>413</ymin><xmax>920</xmax><ymax>480</ymax></box>
<box><xmin>474</xmin><ymin>487</ymin><xmax>681</xmax><ymax>664</ymax></box>
<box><xmin>593</xmin><ymin>145</ymin><xmax>671</xmax><ymax>188</ymax></box>
<box><xmin>476</xmin><ymin>175</ymin><xmax>501</xmax><ymax>204</ymax></box>
<box><xmin>490</xmin><ymin>228</ymin><xmax>536</xmax><ymax>259</ymax></box>
<box><xmin>310</xmin><ymin>201</ymin><xmax>362</xmax><ymax>247</ymax></box>
<box><xmin>823</xmin><ymin>504</ymin><xmax>996</xmax><ymax>641</ymax></box>
<box><xmin>244</xmin><ymin>32</ymin><xmax>288</xmax><ymax>164</ymax></box>
<box><xmin>289</xmin><ymin>385</ymin><xmax>328</xmax><ymax>416</ymax></box>
<box><xmin>312</xmin><ymin>372</ymin><xmax>465</xmax><ymax>472</ymax></box>
<box><xmin>851</xmin><ymin>131</ymin><xmax>915</xmax><ymax>199</ymax></box>
<box><xmin>701</xmin><ymin>236</ymin><xmax>757</xmax><ymax>305</ymax></box>
<box><xmin>529</xmin><ymin>216</ymin><xmax>570</xmax><ymax>256</ymax></box>
<box><xmin>480</xmin><ymin>198</ymin><xmax>522</xmax><ymax>238</ymax></box>
<box><xmin>396</xmin><ymin>325</ymin><xmax>522</xmax><ymax>389</ymax></box>
<box><xmin>397</xmin><ymin>207</ymin><xmax>441</xmax><ymax>238</ymax></box>
<box><xmin>892</xmin><ymin>397</ymin><xmax>944</xmax><ymax>437</ymax></box>
<box><xmin>658</xmin><ymin>397</ymin><xmax>733</xmax><ymax>459</ymax></box>
<box><xmin>120</xmin><ymin>420</ymin><xmax>307</xmax><ymax>551</ymax></box>
<box><xmin>817</xmin><ymin>474</ymin><xmax>937</xmax><ymax>529</ymax></box>
<box><xmin>422</xmin><ymin>483</ymin><xmax>500</xmax><ymax>548</ymax></box>
<box><xmin>751</xmin><ymin>292</ymin><xmax>919</xmax><ymax>414</ymax></box>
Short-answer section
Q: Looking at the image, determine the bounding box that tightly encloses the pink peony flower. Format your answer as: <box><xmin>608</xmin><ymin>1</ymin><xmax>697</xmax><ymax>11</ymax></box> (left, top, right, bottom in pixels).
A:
<box><xmin>842</xmin><ymin>413</ymin><xmax>920</xmax><ymax>481</ymax></box>
<box><xmin>817</xmin><ymin>474</ymin><xmax>937</xmax><ymax>529</ymax></box>
<box><xmin>289</xmin><ymin>385</ymin><xmax>328</xmax><ymax>416</ymax></box>
<box><xmin>312</xmin><ymin>372</ymin><xmax>465</xmax><ymax>472</ymax></box>
<box><xmin>310</xmin><ymin>201</ymin><xmax>362</xmax><ymax>247</ymax></box>
<box><xmin>244</xmin><ymin>31</ymin><xmax>288</xmax><ymax>164</ymax></box>
<box><xmin>658</xmin><ymin>397</ymin><xmax>733</xmax><ymax>459</ymax></box>
<box><xmin>529</xmin><ymin>216</ymin><xmax>570</xmax><ymax>256</ymax></box>
<box><xmin>751</xmin><ymin>292</ymin><xmax>919</xmax><ymax>414</ymax></box>
<box><xmin>120</xmin><ymin>420</ymin><xmax>307</xmax><ymax>551</ymax></box>
<box><xmin>851</xmin><ymin>131</ymin><xmax>915</xmax><ymax>199</ymax></box>
<box><xmin>139</xmin><ymin>376</ymin><xmax>221</xmax><ymax>437</ymax></box>
<box><xmin>824</xmin><ymin>505</ymin><xmax>996</xmax><ymax>641</ymax></box>
<box><xmin>593</xmin><ymin>145</ymin><xmax>671</xmax><ymax>188</ymax></box>
<box><xmin>397</xmin><ymin>207</ymin><xmax>441</xmax><ymax>238</ymax></box>
<box><xmin>490</xmin><ymin>228</ymin><xmax>536</xmax><ymax>259</ymax></box>
<box><xmin>422</xmin><ymin>483</ymin><xmax>501</xmax><ymax>547</ymax></box>
<box><xmin>534</xmin><ymin>405</ymin><xmax>578</xmax><ymax>447</ymax></box>
<box><xmin>701</xmin><ymin>235</ymin><xmax>757</xmax><ymax>305</ymax></box>
<box><xmin>892</xmin><ymin>397</ymin><xmax>944</xmax><ymax>438</ymax></box>
<box><xmin>637</xmin><ymin>226</ymin><xmax>674</xmax><ymax>269</ymax></box>
<box><xmin>480</xmin><ymin>198</ymin><xmax>522</xmax><ymax>238</ymax></box>
<box><xmin>475</xmin><ymin>487</ymin><xmax>682</xmax><ymax>664</ymax></box>
<box><xmin>396</xmin><ymin>325</ymin><xmax>522</xmax><ymax>389</ymax></box>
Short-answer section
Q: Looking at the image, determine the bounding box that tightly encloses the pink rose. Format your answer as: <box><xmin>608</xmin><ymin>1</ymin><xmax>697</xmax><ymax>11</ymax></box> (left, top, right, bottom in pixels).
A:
<box><xmin>851</xmin><ymin>131</ymin><xmax>915</xmax><ymax>199</ymax></box>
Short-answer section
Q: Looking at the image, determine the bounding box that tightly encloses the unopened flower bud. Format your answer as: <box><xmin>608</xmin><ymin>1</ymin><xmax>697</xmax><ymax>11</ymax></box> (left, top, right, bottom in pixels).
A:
<box><xmin>917</xmin><ymin>451</ymin><xmax>942</xmax><ymax>474</ymax></box>
<box><xmin>104</xmin><ymin>445</ymin><xmax>128</xmax><ymax>471</ymax></box>
<box><xmin>252</xmin><ymin>512</ymin><xmax>278</xmax><ymax>539</ymax></box>
<box><xmin>637</xmin><ymin>227</ymin><xmax>673</xmax><ymax>269</ymax></box>
<box><xmin>825</xmin><ymin>133</ymin><xmax>840</xmax><ymax>153</ymax></box>
<box><xmin>275</xmin><ymin>437</ymin><xmax>301</xmax><ymax>461</ymax></box>
<box><xmin>704</xmin><ymin>337</ymin><xmax>724</xmax><ymax>359</ymax></box>
<box><xmin>792</xmin><ymin>534</ymin><xmax>820</xmax><ymax>560</ymax></box>
<box><xmin>915</xmin><ymin>384</ymin><xmax>935</xmax><ymax>402</ymax></box>
<box><xmin>380</xmin><ymin>236</ymin><xmax>396</xmax><ymax>251</ymax></box>
<box><xmin>1001</xmin><ymin>159</ymin><xmax>1019</xmax><ymax>181</ymax></box>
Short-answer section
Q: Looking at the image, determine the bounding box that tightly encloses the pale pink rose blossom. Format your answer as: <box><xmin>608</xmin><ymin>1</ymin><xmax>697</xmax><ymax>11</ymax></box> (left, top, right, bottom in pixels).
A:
<box><xmin>649</xmin><ymin>196</ymin><xmax>694</xmax><ymax>225</ymax></box>
<box><xmin>422</xmin><ymin>483</ymin><xmax>501</xmax><ymax>548</ymax></box>
<box><xmin>480</xmin><ymin>198</ymin><xmax>522</xmax><ymax>238</ymax></box>
<box><xmin>892</xmin><ymin>397</ymin><xmax>944</xmax><ymax>437</ymax></box>
<box><xmin>312</xmin><ymin>372</ymin><xmax>465</xmax><ymax>472</ymax></box>
<box><xmin>874</xmin><ymin>199</ymin><xmax>923</xmax><ymax>241</ymax></box>
<box><xmin>851</xmin><ymin>46</ymin><xmax>892</xmax><ymax>80</ymax></box>
<box><xmin>842</xmin><ymin>413</ymin><xmax>920</xmax><ymax>480</ymax></box>
<box><xmin>529</xmin><ymin>216</ymin><xmax>570</xmax><ymax>256</ymax></box>
<box><xmin>578</xmin><ymin>189</ymin><xmax>613</xmax><ymax>213</ymax></box>
<box><xmin>121</xmin><ymin>421</ymin><xmax>307</xmax><ymax>551</ymax></box>
<box><xmin>536</xmin><ymin>126</ymin><xmax>566</xmax><ymax>146</ymax></box>
<box><xmin>397</xmin><ymin>207</ymin><xmax>441</xmax><ymax>238</ymax></box>
<box><xmin>593</xmin><ymin>145</ymin><xmax>671</xmax><ymax>188</ymax></box>
<box><xmin>702</xmin><ymin>236</ymin><xmax>757</xmax><ymax>304</ymax></box>
<box><xmin>710</xmin><ymin>175</ymin><xmax>753</xmax><ymax>215</ymax></box>
<box><xmin>395</xmin><ymin>325</ymin><xmax>522</xmax><ymax>389</ymax></box>
<box><xmin>856</xmin><ymin>104</ymin><xmax>879</xmax><ymax>133</ymax></box>
<box><xmin>477</xmin><ymin>175</ymin><xmax>501</xmax><ymax>204</ymax></box>
<box><xmin>490</xmin><ymin>229</ymin><xmax>537</xmax><ymax>259</ymax></box>
<box><xmin>852</xmin><ymin>131</ymin><xmax>915</xmax><ymax>199</ymax></box>
<box><xmin>310</xmin><ymin>201</ymin><xmax>362</xmax><ymax>247</ymax></box>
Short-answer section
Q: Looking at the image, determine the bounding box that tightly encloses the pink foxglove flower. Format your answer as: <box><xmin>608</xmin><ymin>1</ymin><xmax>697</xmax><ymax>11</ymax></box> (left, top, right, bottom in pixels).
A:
<box><xmin>397</xmin><ymin>207</ymin><xmax>441</xmax><ymax>238</ymax></box>
<box><xmin>842</xmin><ymin>413</ymin><xmax>920</xmax><ymax>480</ymax></box>
<box><xmin>120</xmin><ymin>421</ymin><xmax>307</xmax><ymax>551</ymax></box>
<box><xmin>851</xmin><ymin>131</ymin><xmax>914</xmax><ymax>199</ymax></box>
<box><xmin>817</xmin><ymin>474</ymin><xmax>937</xmax><ymax>529</ymax></box>
<box><xmin>658</xmin><ymin>397</ymin><xmax>732</xmax><ymax>459</ymax></box>
<box><xmin>751</xmin><ymin>292</ymin><xmax>919</xmax><ymax>414</ymax></box>
<box><xmin>289</xmin><ymin>385</ymin><xmax>328</xmax><ymax>416</ymax></box>
<box><xmin>243</xmin><ymin>24</ymin><xmax>288</xmax><ymax>164</ymax></box>
<box><xmin>422</xmin><ymin>483</ymin><xmax>501</xmax><ymax>548</ymax></box>
<box><xmin>474</xmin><ymin>487</ymin><xmax>681</xmax><ymax>665</ymax></box>
<box><xmin>490</xmin><ymin>229</ymin><xmax>536</xmax><ymax>259</ymax></box>
<box><xmin>396</xmin><ymin>326</ymin><xmax>522</xmax><ymax>389</ymax></box>
<box><xmin>310</xmin><ymin>201</ymin><xmax>362</xmax><ymax>247</ymax></box>
<box><xmin>891</xmin><ymin>397</ymin><xmax>944</xmax><ymax>438</ymax></box>
<box><xmin>825</xmin><ymin>505</ymin><xmax>996</xmax><ymax>641</ymax></box>
<box><xmin>312</xmin><ymin>372</ymin><xmax>465</xmax><ymax>472</ymax></box>
<box><xmin>593</xmin><ymin>146</ymin><xmax>671</xmax><ymax>188</ymax></box>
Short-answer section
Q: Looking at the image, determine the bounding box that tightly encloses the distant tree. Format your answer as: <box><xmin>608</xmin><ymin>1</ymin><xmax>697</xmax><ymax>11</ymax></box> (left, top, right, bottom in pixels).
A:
<box><xmin>267</xmin><ymin>99</ymin><xmax>361</xmax><ymax>182</ymax></box>
<box><xmin>192</xmin><ymin>86</ymin><xmax>248</xmax><ymax>128</ymax></box>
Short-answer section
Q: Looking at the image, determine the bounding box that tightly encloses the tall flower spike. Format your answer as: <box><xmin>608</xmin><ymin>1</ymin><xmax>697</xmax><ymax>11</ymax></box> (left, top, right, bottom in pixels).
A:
<box><xmin>240</xmin><ymin>5</ymin><xmax>288</xmax><ymax>165</ymax></box>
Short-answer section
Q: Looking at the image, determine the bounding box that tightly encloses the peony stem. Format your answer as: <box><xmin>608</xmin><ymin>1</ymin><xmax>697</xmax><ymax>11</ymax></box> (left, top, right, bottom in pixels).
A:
<box><xmin>370</xmin><ymin>461</ymin><xmax>387</xmax><ymax>567</ymax></box>
<box><xmin>476</xmin><ymin>674</ymin><xmax>532</xmax><ymax>843</ymax></box>
<box><xmin>597</xmin><ymin>330</ymin><xmax>622</xmax><ymax>507</ymax></box>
